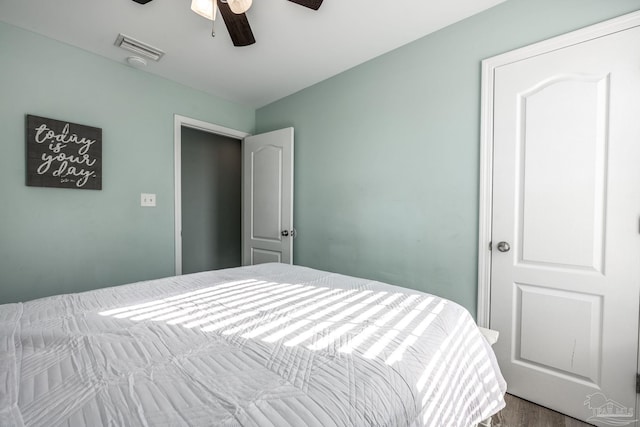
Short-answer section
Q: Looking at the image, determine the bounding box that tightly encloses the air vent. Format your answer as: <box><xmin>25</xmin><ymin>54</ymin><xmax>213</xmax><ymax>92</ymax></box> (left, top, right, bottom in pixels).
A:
<box><xmin>114</xmin><ymin>34</ymin><xmax>164</xmax><ymax>62</ymax></box>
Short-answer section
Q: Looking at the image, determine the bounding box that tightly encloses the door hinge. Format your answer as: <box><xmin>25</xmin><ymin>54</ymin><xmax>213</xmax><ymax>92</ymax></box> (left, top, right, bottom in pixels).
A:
<box><xmin>636</xmin><ymin>373</ymin><xmax>640</xmax><ymax>393</ymax></box>
<box><xmin>489</xmin><ymin>241</ymin><xmax>492</xmax><ymax>251</ymax></box>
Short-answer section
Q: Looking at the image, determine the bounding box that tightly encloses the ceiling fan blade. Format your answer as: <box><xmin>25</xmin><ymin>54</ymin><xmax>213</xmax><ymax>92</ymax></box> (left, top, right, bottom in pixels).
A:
<box><xmin>287</xmin><ymin>0</ymin><xmax>323</xmax><ymax>10</ymax></box>
<box><xmin>217</xmin><ymin>0</ymin><xmax>255</xmax><ymax>46</ymax></box>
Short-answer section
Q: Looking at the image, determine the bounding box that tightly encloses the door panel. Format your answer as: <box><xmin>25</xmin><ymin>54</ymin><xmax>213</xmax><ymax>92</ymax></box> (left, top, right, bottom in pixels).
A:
<box><xmin>519</xmin><ymin>77</ymin><xmax>608</xmax><ymax>270</ymax></box>
<box><xmin>490</xmin><ymin>25</ymin><xmax>640</xmax><ymax>425</ymax></box>
<box><xmin>516</xmin><ymin>284</ymin><xmax>601</xmax><ymax>382</ymax></box>
<box><xmin>252</xmin><ymin>145</ymin><xmax>283</xmax><ymax>240</ymax></box>
<box><xmin>251</xmin><ymin>248</ymin><xmax>281</xmax><ymax>264</ymax></box>
<box><xmin>243</xmin><ymin>128</ymin><xmax>294</xmax><ymax>265</ymax></box>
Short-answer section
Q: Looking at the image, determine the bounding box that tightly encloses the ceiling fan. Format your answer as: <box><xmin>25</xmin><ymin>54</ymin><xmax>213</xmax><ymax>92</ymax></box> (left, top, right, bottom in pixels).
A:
<box><xmin>132</xmin><ymin>0</ymin><xmax>323</xmax><ymax>47</ymax></box>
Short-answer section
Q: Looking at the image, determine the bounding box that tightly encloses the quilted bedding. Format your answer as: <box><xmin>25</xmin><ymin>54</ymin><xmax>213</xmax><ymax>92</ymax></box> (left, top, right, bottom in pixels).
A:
<box><xmin>0</xmin><ymin>263</ymin><xmax>506</xmax><ymax>427</ymax></box>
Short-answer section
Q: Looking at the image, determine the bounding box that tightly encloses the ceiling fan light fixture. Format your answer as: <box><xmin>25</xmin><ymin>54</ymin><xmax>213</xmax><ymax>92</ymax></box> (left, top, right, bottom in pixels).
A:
<box><xmin>191</xmin><ymin>0</ymin><xmax>217</xmax><ymax>20</ymax></box>
<box><xmin>227</xmin><ymin>0</ymin><xmax>252</xmax><ymax>14</ymax></box>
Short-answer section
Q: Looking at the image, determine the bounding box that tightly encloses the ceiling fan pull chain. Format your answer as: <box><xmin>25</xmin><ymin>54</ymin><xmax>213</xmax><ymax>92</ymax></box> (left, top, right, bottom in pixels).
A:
<box><xmin>211</xmin><ymin>18</ymin><xmax>216</xmax><ymax>37</ymax></box>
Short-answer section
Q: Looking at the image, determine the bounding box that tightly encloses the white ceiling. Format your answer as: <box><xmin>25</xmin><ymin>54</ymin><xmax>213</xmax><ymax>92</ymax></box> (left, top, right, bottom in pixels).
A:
<box><xmin>0</xmin><ymin>0</ymin><xmax>505</xmax><ymax>108</ymax></box>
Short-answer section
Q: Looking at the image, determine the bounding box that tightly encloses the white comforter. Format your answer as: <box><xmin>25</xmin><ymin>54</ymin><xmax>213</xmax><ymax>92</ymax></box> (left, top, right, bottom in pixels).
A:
<box><xmin>0</xmin><ymin>264</ymin><xmax>505</xmax><ymax>426</ymax></box>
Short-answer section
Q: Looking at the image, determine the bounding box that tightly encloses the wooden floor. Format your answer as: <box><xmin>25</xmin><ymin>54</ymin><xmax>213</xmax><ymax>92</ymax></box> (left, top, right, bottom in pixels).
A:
<box><xmin>491</xmin><ymin>394</ymin><xmax>593</xmax><ymax>427</ymax></box>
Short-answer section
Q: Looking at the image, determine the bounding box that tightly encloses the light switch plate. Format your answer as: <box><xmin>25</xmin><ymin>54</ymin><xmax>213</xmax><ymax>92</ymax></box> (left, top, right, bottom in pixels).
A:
<box><xmin>141</xmin><ymin>193</ymin><xmax>156</xmax><ymax>207</ymax></box>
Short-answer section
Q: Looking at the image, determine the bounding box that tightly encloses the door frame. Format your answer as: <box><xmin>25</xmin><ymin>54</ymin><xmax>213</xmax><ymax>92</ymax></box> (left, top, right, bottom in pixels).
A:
<box><xmin>476</xmin><ymin>10</ymin><xmax>640</xmax><ymax>328</ymax></box>
<box><xmin>173</xmin><ymin>114</ymin><xmax>250</xmax><ymax>275</ymax></box>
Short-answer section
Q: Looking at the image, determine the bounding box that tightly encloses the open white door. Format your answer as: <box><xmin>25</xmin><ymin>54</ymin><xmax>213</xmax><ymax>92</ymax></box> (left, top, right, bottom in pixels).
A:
<box><xmin>489</xmin><ymin>21</ymin><xmax>640</xmax><ymax>425</ymax></box>
<box><xmin>242</xmin><ymin>128</ymin><xmax>294</xmax><ymax>265</ymax></box>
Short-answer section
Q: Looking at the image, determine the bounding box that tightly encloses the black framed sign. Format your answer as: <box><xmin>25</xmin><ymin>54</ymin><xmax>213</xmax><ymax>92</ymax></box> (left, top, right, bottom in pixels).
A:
<box><xmin>26</xmin><ymin>115</ymin><xmax>102</xmax><ymax>190</ymax></box>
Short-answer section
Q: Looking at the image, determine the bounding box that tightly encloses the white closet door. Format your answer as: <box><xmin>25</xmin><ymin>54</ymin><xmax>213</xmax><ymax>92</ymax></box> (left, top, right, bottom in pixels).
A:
<box><xmin>490</xmin><ymin>25</ymin><xmax>640</xmax><ymax>425</ymax></box>
<box><xmin>242</xmin><ymin>128</ymin><xmax>294</xmax><ymax>265</ymax></box>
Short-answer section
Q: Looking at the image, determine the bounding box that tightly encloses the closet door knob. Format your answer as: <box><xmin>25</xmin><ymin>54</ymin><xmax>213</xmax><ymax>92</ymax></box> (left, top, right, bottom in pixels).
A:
<box><xmin>497</xmin><ymin>241</ymin><xmax>511</xmax><ymax>252</ymax></box>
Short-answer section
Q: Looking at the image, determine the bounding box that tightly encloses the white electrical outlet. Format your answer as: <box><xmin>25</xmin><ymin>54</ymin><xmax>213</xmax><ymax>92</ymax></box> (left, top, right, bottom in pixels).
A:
<box><xmin>141</xmin><ymin>193</ymin><xmax>156</xmax><ymax>207</ymax></box>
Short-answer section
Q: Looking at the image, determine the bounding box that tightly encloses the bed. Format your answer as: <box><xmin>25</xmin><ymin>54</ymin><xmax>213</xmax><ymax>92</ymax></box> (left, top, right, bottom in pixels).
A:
<box><xmin>0</xmin><ymin>263</ymin><xmax>506</xmax><ymax>426</ymax></box>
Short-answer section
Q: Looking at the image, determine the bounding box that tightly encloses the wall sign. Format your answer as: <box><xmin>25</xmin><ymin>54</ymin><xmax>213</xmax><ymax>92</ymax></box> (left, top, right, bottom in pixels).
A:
<box><xmin>26</xmin><ymin>115</ymin><xmax>102</xmax><ymax>190</ymax></box>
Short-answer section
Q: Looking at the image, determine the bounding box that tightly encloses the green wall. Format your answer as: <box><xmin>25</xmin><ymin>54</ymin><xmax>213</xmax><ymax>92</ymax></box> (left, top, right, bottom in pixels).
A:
<box><xmin>256</xmin><ymin>0</ymin><xmax>640</xmax><ymax>317</ymax></box>
<box><xmin>0</xmin><ymin>22</ymin><xmax>254</xmax><ymax>304</ymax></box>
<box><xmin>3</xmin><ymin>0</ymin><xmax>639</xmax><ymax>310</ymax></box>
